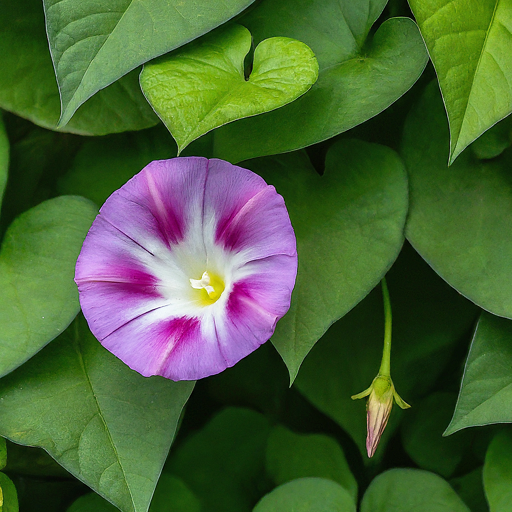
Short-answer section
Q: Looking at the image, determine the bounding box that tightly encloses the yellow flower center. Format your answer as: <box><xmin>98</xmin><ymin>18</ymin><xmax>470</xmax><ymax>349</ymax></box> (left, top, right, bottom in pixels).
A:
<box><xmin>189</xmin><ymin>270</ymin><xmax>225</xmax><ymax>305</ymax></box>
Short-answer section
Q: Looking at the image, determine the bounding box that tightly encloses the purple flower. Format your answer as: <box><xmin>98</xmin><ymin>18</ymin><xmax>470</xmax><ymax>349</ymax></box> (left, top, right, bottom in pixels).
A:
<box><xmin>75</xmin><ymin>157</ymin><xmax>297</xmax><ymax>381</ymax></box>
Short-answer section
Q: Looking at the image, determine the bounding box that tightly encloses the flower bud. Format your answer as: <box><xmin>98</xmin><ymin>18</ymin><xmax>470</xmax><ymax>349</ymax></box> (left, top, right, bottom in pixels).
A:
<box><xmin>352</xmin><ymin>375</ymin><xmax>410</xmax><ymax>458</ymax></box>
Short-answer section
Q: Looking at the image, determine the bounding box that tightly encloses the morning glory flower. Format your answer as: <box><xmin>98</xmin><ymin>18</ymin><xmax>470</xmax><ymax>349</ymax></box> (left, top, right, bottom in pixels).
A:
<box><xmin>75</xmin><ymin>157</ymin><xmax>297</xmax><ymax>381</ymax></box>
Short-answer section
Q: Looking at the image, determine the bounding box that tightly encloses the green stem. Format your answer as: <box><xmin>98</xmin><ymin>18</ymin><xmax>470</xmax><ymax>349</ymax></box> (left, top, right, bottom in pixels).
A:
<box><xmin>378</xmin><ymin>277</ymin><xmax>392</xmax><ymax>377</ymax></box>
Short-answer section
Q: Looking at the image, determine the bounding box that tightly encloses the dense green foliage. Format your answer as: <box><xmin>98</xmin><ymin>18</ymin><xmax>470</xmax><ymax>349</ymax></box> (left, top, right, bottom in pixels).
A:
<box><xmin>1</xmin><ymin>0</ymin><xmax>512</xmax><ymax>511</ymax></box>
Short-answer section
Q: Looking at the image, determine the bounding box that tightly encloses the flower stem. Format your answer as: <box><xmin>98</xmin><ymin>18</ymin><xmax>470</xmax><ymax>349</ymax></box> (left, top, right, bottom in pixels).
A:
<box><xmin>378</xmin><ymin>277</ymin><xmax>392</xmax><ymax>377</ymax></box>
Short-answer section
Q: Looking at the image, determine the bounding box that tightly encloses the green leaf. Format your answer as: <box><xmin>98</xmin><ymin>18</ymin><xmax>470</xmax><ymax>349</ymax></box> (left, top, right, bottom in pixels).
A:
<box><xmin>296</xmin><ymin>243</ymin><xmax>477</xmax><ymax>458</ymax></box>
<box><xmin>0</xmin><ymin>316</ymin><xmax>194</xmax><ymax>512</ymax></box>
<box><xmin>0</xmin><ymin>115</ymin><xmax>8</xmax><ymax>212</ymax></box>
<box><xmin>445</xmin><ymin>313</ymin><xmax>512</xmax><ymax>435</ymax></box>
<box><xmin>0</xmin><ymin>473</ymin><xmax>18</xmax><ymax>512</ymax></box>
<box><xmin>68</xmin><ymin>475</ymin><xmax>201</xmax><ymax>512</ymax></box>
<box><xmin>246</xmin><ymin>141</ymin><xmax>408</xmax><ymax>381</ymax></box>
<box><xmin>210</xmin><ymin>0</ymin><xmax>427</xmax><ymax>162</ymax></box>
<box><xmin>253</xmin><ymin>478</ymin><xmax>356</xmax><ymax>512</ymax></box>
<box><xmin>0</xmin><ymin>196</ymin><xmax>97</xmax><ymax>376</ymax></box>
<box><xmin>58</xmin><ymin>127</ymin><xmax>177</xmax><ymax>207</ymax></box>
<box><xmin>0</xmin><ymin>0</ymin><xmax>159</xmax><ymax>136</ymax></box>
<box><xmin>401</xmin><ymin>393</ymin><xmax>472</xmax><ymax>478</ymax></box>
<box><xmin>403</xmin><ymin>80</ymin><xmax>512</xmax><ymax>318</ymax></box>
<box><xmin>166</xmin><ymin>407</ymin><xmax>271</xmax><ymax>512</ymax></box>
<box><xmin>207</xmin><ymin>342</ymin><xmax>289</xmax><ymax>416</ymax></box>
<box><xmin>43</xmin><ymin>0</ymin><xmax>257</xmax><ymax>127</ymax></box>
<box><xmin>141</xmin><ymin>24</ymin><xmax>318</xmax><ymax>153</ymax></box>
<box><xmin>483</xmin><ymin>430</ymin><xmax>512</xmax><ymax>512</ymax></box>
<box><xmin>409</xmin><ymin>0</ymin><xmax>512</xmax><ymax>164</ymax></box>
<box><xmin>361</xmin><ymin>469</ymin><xmax>470</xmax><ymax>512</ymax></box>
<box><xmin>0</xmin><ymin>440</ymin><xmax>5</xmax><ymax>471</ymax></box>
<box><xmin>265</xmin><ymin>426</ymin><xmax>357</xmax><ymax>501</ymax></box>
<box><xmin>471</xmin><ymin>115</ymin><xmax>512</xmax><ymax>160</ymax></box>
<box><xmin>450</xmin><ymin>468</ymin><xmax>488</xmax><ymax>512</ymax></box>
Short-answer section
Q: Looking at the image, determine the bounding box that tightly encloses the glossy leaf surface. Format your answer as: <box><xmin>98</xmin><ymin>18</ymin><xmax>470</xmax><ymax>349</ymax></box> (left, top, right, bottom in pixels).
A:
<box><xmin>0</xmin><ymin>0</ymin><xmax>159</xmax><ymax>135</ymax></box>
<box><xmin>403</xmin><ymin>81</ymin><xmax>512</xmax><ymax>318</ymax></box>
<box><xmin>0</xmin><ymin>317</ymin><xmax>194</xmax><ymax>512</ymax></box>
<box><xmin>141</xmin><ymin>24</ymin><xmax>318</xmax><ymax>152</ymax></box>
<box><xmin>246</xmin><ymin>141</ymin><xmax>408</xmax><ymax>381</ymax></box>
<box><xmin>253</xmin><ymin>478</ymin><xmax>356</xmax><ymax>512</ymax></box>
<box><xmin>43</xmin><ymin>0</ymin><xmax>257</xmax><ymax>126</ymax></box>
<box><xmin>0</xmin><ymin>196</ymin><xmax>97</xmax><ymax>376</ymax></box>
<box><xmin>409</xmin><ymin>0</ymin><xmax>512</xmax><ymax>163</ymax></box>
<box><xmin>446</xmin><ymin>313</ymin><xmax>512</xmax><ymax>435</ymax></box>
<box><xmin>211</xmin><ymin>0</ymin><xmax>427</xmax><ymax>162</ymax></box>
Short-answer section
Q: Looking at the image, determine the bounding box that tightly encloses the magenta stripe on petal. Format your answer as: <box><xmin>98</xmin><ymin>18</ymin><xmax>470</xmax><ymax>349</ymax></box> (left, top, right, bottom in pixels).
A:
<box><xmin>204</xmin><ymin>160</ymin><xmax>296</xmax><ymax>261</ymax></box>
<box><xmin>100</xmin><ymin>158</ymin><xmax>208</xmax><ymax>250</ymax></box>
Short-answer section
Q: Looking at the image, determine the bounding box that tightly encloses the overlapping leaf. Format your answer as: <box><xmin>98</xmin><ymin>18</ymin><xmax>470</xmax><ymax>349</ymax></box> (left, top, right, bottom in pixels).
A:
<box><xmin>266</xmin><ymin>426</ymin><xmax>357</xmax><ymax>501</ymax></box>
<box><xmin>401</xmin><ymin>393</ymin><xmax>472</xmax><ymax>477</ymax></box>
<box><xmin>0</xmin><ymin>196</ymin><xmax>97</xmax><ymax>376</ymax></box>
<box><xmin>403</xmin><ymin>81</ymin><xmax>512</xmax><ymax>318</ymax></box>
<box><xmin>246</xmin><ymin>140</ymin><xmax>408</xmax><ymax>381</ymax></box>
<box><xmin>58</xmin><ymin>127</ymin><xmax>176</xmax><ymax>207</ymax></box>
<box><xmin>141</xmin><ymin>24</ymin><xmax>318</xmax><ymax>153</ymax></box>
<box><xmin>0</xmin><ymin>0</ymin><xmax>159</xmax><ymax>135</ymax></box>
<box><xmin>483</xmin><ymin>431</ymin><xmax>512</xmax><ymax>512</ymax></box>
<box><xmin>254</xmin><ymin>478</ymin><xmax>356</xmax><ymax>512</ymax></box>
<box><xmin>68</xmin><ymin>475</ymin><xmax>201</xmax><ymax>512</ymax></box>
<box><xmin>166</xmin><ymin>408</ymin><xmax>270</xmax><ymax>512</ymax></box>
<box><xmin>409</xmin><ymin>0</ymin><xmax>512</xmax><ymax>163</ymax></box>
<box><xmin>296</xmin><ymin>244</ymin><xmax>477</xmax><ymax>457</ymax></box>
<box><xmin>43</xmin><ymin>0</ymin><xmax>257</xmax><ymax>126</ymax></box>
<box><xmin>446</xmin><ymin>313</ymin><xmax>512</xmax><ymax>435</ymax></box>
<box><xmin>210</xmin><ymin>0</ymin><xmax>427</xmax><ymax>162</ymax></box>
<box><xmin>361</xmin><ymin>469</ymin><xmax>470</xmax><ymax>512</ymax></box>
<box><xmin>0</xmin><ymin>316</ymin><xmax>194</xmax><ymax>512</ymax></box>
<box><xmin>0</xmin><ymin>115</ymin><xmax>8</xmax><ymax>210</ymax></box>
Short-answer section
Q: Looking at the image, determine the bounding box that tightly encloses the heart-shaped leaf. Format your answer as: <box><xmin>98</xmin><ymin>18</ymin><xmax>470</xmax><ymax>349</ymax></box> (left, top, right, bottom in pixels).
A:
<box><xmin>209</xmin><ymin>0</ymin><xmax>427</xmax><ymax>162</ymax></box>
<box><xmin>445</xmin><ymin>313</ymin><xmax>512</xmax><ymax>435</ymax></box>
<box><xmin>141</xmin><ymin>24</ymin><xmax>318</xmax><ymax>153</ymax></box>
<box><xmin>0</xmin><ymin>196</ymin><xmax>97</xmax><ymax>377</ymax></box>
<box><xmin>266</xmin><ymin>426</ymin><xmax>357</xmax><ymax>501</ymax></box>
<box><xmin>253</xmin><ymin>478</ymin><xmax>356</xmax><ymax>512</ymax></box>
<box><xmin>409</xmin><ymin>0</ymin><xmax>512</xmax><ymax>164</ymax></box>
<box><xmin>43</xmin><ymin>0</ymin><xmax>257</xmax><ymax>127</ymax></box>
<box><xmin>246</xmin><ymin>140</ymin><xmax>408</xmax><ymax>381</ymax></box>
<box><xmin>0</xmin><ymin>115</ymin><xmax>8</xmax><ymax>211</ymax></box>
<box><xmin>0</xmin><ymin>0</ymin><xmax>159</xmax><ymax>136</ymax></box>
<box><xmin>0</xmin><ymin>316</ymin><xmax>194</xmax><ymax>512</ymax></box>
<box><xmin>403</xmin><ymin>81</ymin><xmax>512</xmax><ymax>318</ymax></box>
<box><xmin>361</xmin><ymin>469</ymin><xmax>470</xmax><ymax>512</ymax></box>
<box><xmin>483</xmin><ymin>431</ymin><xmax>512</xmax><ymax>512</ymax></box>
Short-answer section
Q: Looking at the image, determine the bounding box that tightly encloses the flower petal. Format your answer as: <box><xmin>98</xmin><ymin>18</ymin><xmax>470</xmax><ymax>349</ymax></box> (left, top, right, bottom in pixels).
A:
<box><xmin>204</xmin><ymin>159</ymin><xmax>297</xmax><ymax>262</ymax></box>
